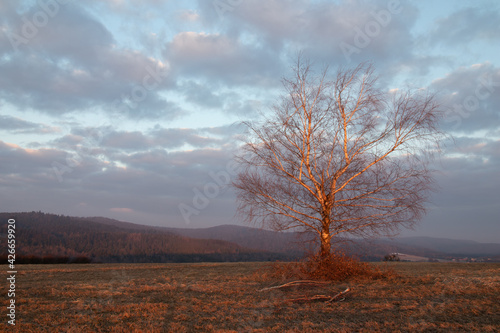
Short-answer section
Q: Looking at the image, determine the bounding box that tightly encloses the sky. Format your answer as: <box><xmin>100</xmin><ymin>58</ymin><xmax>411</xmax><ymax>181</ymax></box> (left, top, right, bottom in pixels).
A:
<box><xmin>0</xmin><ymin>0</ymin><xmax>499</xmax><ymax>243</ymax></box>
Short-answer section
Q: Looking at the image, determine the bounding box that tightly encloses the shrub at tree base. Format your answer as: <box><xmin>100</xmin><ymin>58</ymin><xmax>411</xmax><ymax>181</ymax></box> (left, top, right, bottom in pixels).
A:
<box><xmin>264</xmin><ymin>252</ymin><xmax>396</xmax><ymax>282</ymax></box>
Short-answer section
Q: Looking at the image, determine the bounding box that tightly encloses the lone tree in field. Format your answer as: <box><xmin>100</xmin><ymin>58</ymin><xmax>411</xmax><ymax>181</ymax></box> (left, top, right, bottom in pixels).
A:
<box><xmin>233</xmin><ymin>58</ymin><xmax>444</xmax><ymax>260</ymax></box>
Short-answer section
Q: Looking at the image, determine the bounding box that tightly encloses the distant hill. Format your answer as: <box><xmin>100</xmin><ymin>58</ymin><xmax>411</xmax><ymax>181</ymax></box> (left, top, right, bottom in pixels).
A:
<box><xmin>0</xmin><ymin>212</ymin><xmax>296</xmax><ymax>263</ymax></box>
<box><xmin>1</xmin><ymin>212</ymin><xmax>499</xmax><ymax>263</ymax></box>
<box><xmin>160</xmin><ymin>225</ymin><xmax>307</xmax><ymax>255</ymax></box>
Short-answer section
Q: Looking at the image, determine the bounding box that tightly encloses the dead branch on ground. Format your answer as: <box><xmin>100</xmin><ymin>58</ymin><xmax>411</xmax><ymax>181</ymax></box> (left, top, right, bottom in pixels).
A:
<box><xmin>258</xmin><ymin>280</ymin><xmax>329</xmax><ymax>292</ymax></box>
<box><xmin>259</xmin><ymin>281</ymin><xmax>351</xmax><ymax>304</ymax></box>
<box><xmin>285</xmin><ymin>286</ymin><xmax>351</xmax><ymax>304</ymax></box>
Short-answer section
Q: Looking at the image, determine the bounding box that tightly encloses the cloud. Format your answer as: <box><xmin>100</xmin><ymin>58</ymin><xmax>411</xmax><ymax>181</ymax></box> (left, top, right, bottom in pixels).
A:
<box><xmin>428</xmin><ymin>6</ymin><xmax>500</xmax><ymax>47</ymax></box>
<box><xmin>428</xmin><ymin>138</ymin><xmax>500</xmax><ymax>239</ymax></box>
<box><xmin>164</xmin><ymin>31</ymin><xmax>282</xmax><ymax>86</ymax></box>
<box><xmin>432</xmin><ymin>62</ymin><xmax>500</xmax><ymax>133</ymax></box>
<box><xmin>445</xmin><ymin>136</ymin><xmax>500</xmax><ymax>165</ymax></box>
<box><xmin>180</xmin><ymin>80</ymin><xmax>226</xmax><ymax>109</ymax></box>
<box><xmin>1</xmin><ymin>135</ymin><xmax>240</xmax><ymax>227</ymax></box>
<box><xmin>66</xmin><ymin>125</ymin><xmax>238</xmax><ymax>152</ymax></box>
<box><xmin>0</xmin><ymin>115</ymin><xmax>60</xmax><ymax>134</ymax></box>
<box><xmin>43</xmin><ymin>124</ymin><xmax>245</xmax><ymax>170</ymax></box>
<box><xmin>197</xmin><ymin>0</ymin><xmax>421</xmax><ymax>75</ymax></box>
<box><xmin>178</xmin><ymin>9</ymin><xmax>200</xmax><ymax>22</ymax></box>
<box><xmin>0</xmin><ymin>140</ymin><xmax>69</xmax><ymax>187</ymax></box>
<box><xmin>150</xmin><ymin>127</ymin><xmax>222</xmax><ymax>149</ymax></box>
<box><xmin>0</xmin><ymin>3</ymin><xmax>177</xmax><ymax>119</ymax></box>
<box><xmin>397</xmin><ymin>133</ymin><xmax>500</xmax><ymax>242</ymax></box>
<box><xmin>102</xmin><ymin>131</ymin><xmax>151</xmax><ymax>151</ymax></box>
<box><xmin>426</xmin><ymin>61</ymin><xmax>500</xmax><ymax>241</ymax></box>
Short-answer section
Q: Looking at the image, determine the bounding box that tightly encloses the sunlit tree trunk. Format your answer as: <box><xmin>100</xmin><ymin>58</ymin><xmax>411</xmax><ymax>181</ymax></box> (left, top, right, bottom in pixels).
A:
<box><xmin>320</xmin><ymin>228</ymin><xmax>331</xmax><ymax>258</ymax></box>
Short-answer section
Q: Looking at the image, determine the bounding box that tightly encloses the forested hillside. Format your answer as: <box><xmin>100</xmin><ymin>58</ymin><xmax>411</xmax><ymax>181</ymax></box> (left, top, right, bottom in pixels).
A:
<box><xmin>2</xmin><ymin>212</ymin><xmax>498</xmax><ymax>263</ymax></box>
<box><xmin>0</xmin><ymin>212</ymin><xmax>293</xmax><ymax>263</ymax></box>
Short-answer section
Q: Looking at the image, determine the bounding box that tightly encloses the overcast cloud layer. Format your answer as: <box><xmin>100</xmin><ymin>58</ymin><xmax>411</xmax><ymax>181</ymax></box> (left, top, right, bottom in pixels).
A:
<box><xmin>1</xmin><ymin>0</ymin><xmax>499</xmax><ymax>242</ymax></box>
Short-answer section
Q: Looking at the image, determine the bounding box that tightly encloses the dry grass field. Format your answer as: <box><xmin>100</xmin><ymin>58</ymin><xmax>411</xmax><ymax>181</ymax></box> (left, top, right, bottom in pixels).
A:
<box><xmin>1</xmin><ymin>262</ymin><xmax>499</xmax><ymax>332</ymax></box>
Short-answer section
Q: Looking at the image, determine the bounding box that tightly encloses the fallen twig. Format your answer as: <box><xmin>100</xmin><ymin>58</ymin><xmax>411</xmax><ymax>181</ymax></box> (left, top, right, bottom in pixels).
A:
<box><xmin>258</xmin><ymin>280</ymin><xmax>329</xmax><ymax>292</ymax></box>
<box><xmin>326</xmin><ymin>286</ymin><xmax>351</xmax><ymax>303</ymax></box>
<box><xmin>286</xmin><ymin>287</ymin><xmax>351</xmax><ymax>304</ymax></box>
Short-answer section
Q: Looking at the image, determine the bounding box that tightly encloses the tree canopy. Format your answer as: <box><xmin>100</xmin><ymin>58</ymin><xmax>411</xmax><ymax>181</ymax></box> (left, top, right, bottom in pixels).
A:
<box><xmin>233</xmin><ymin>58</ymin><xmax>444</xmax><ymax>258</ymax></box>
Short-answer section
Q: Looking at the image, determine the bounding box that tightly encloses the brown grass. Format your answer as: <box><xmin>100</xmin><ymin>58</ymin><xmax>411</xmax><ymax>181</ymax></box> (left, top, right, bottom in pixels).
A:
<box><xmin>1</xmin><ymin>262</ymin><xmax>499</xmax><ymax>332</ymax></box>
<box><xmin>262</xmin><ymin>252</ymin><xmax>396</xmax><ymax>281</ymax></box>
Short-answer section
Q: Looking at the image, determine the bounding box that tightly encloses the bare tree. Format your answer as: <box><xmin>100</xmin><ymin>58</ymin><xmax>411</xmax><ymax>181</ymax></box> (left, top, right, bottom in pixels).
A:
<box><xmin>233</xmin><ymin>58</ymin><xmax>444</xmax><ymax>259</ymax></box>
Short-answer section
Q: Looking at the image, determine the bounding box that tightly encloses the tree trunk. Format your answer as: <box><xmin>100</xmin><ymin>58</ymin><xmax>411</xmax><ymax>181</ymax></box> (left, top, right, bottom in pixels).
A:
<box><xmin>320</xmin><ymin>229</ymin><xmax>331</xmax><ymax>258</ymax></box>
